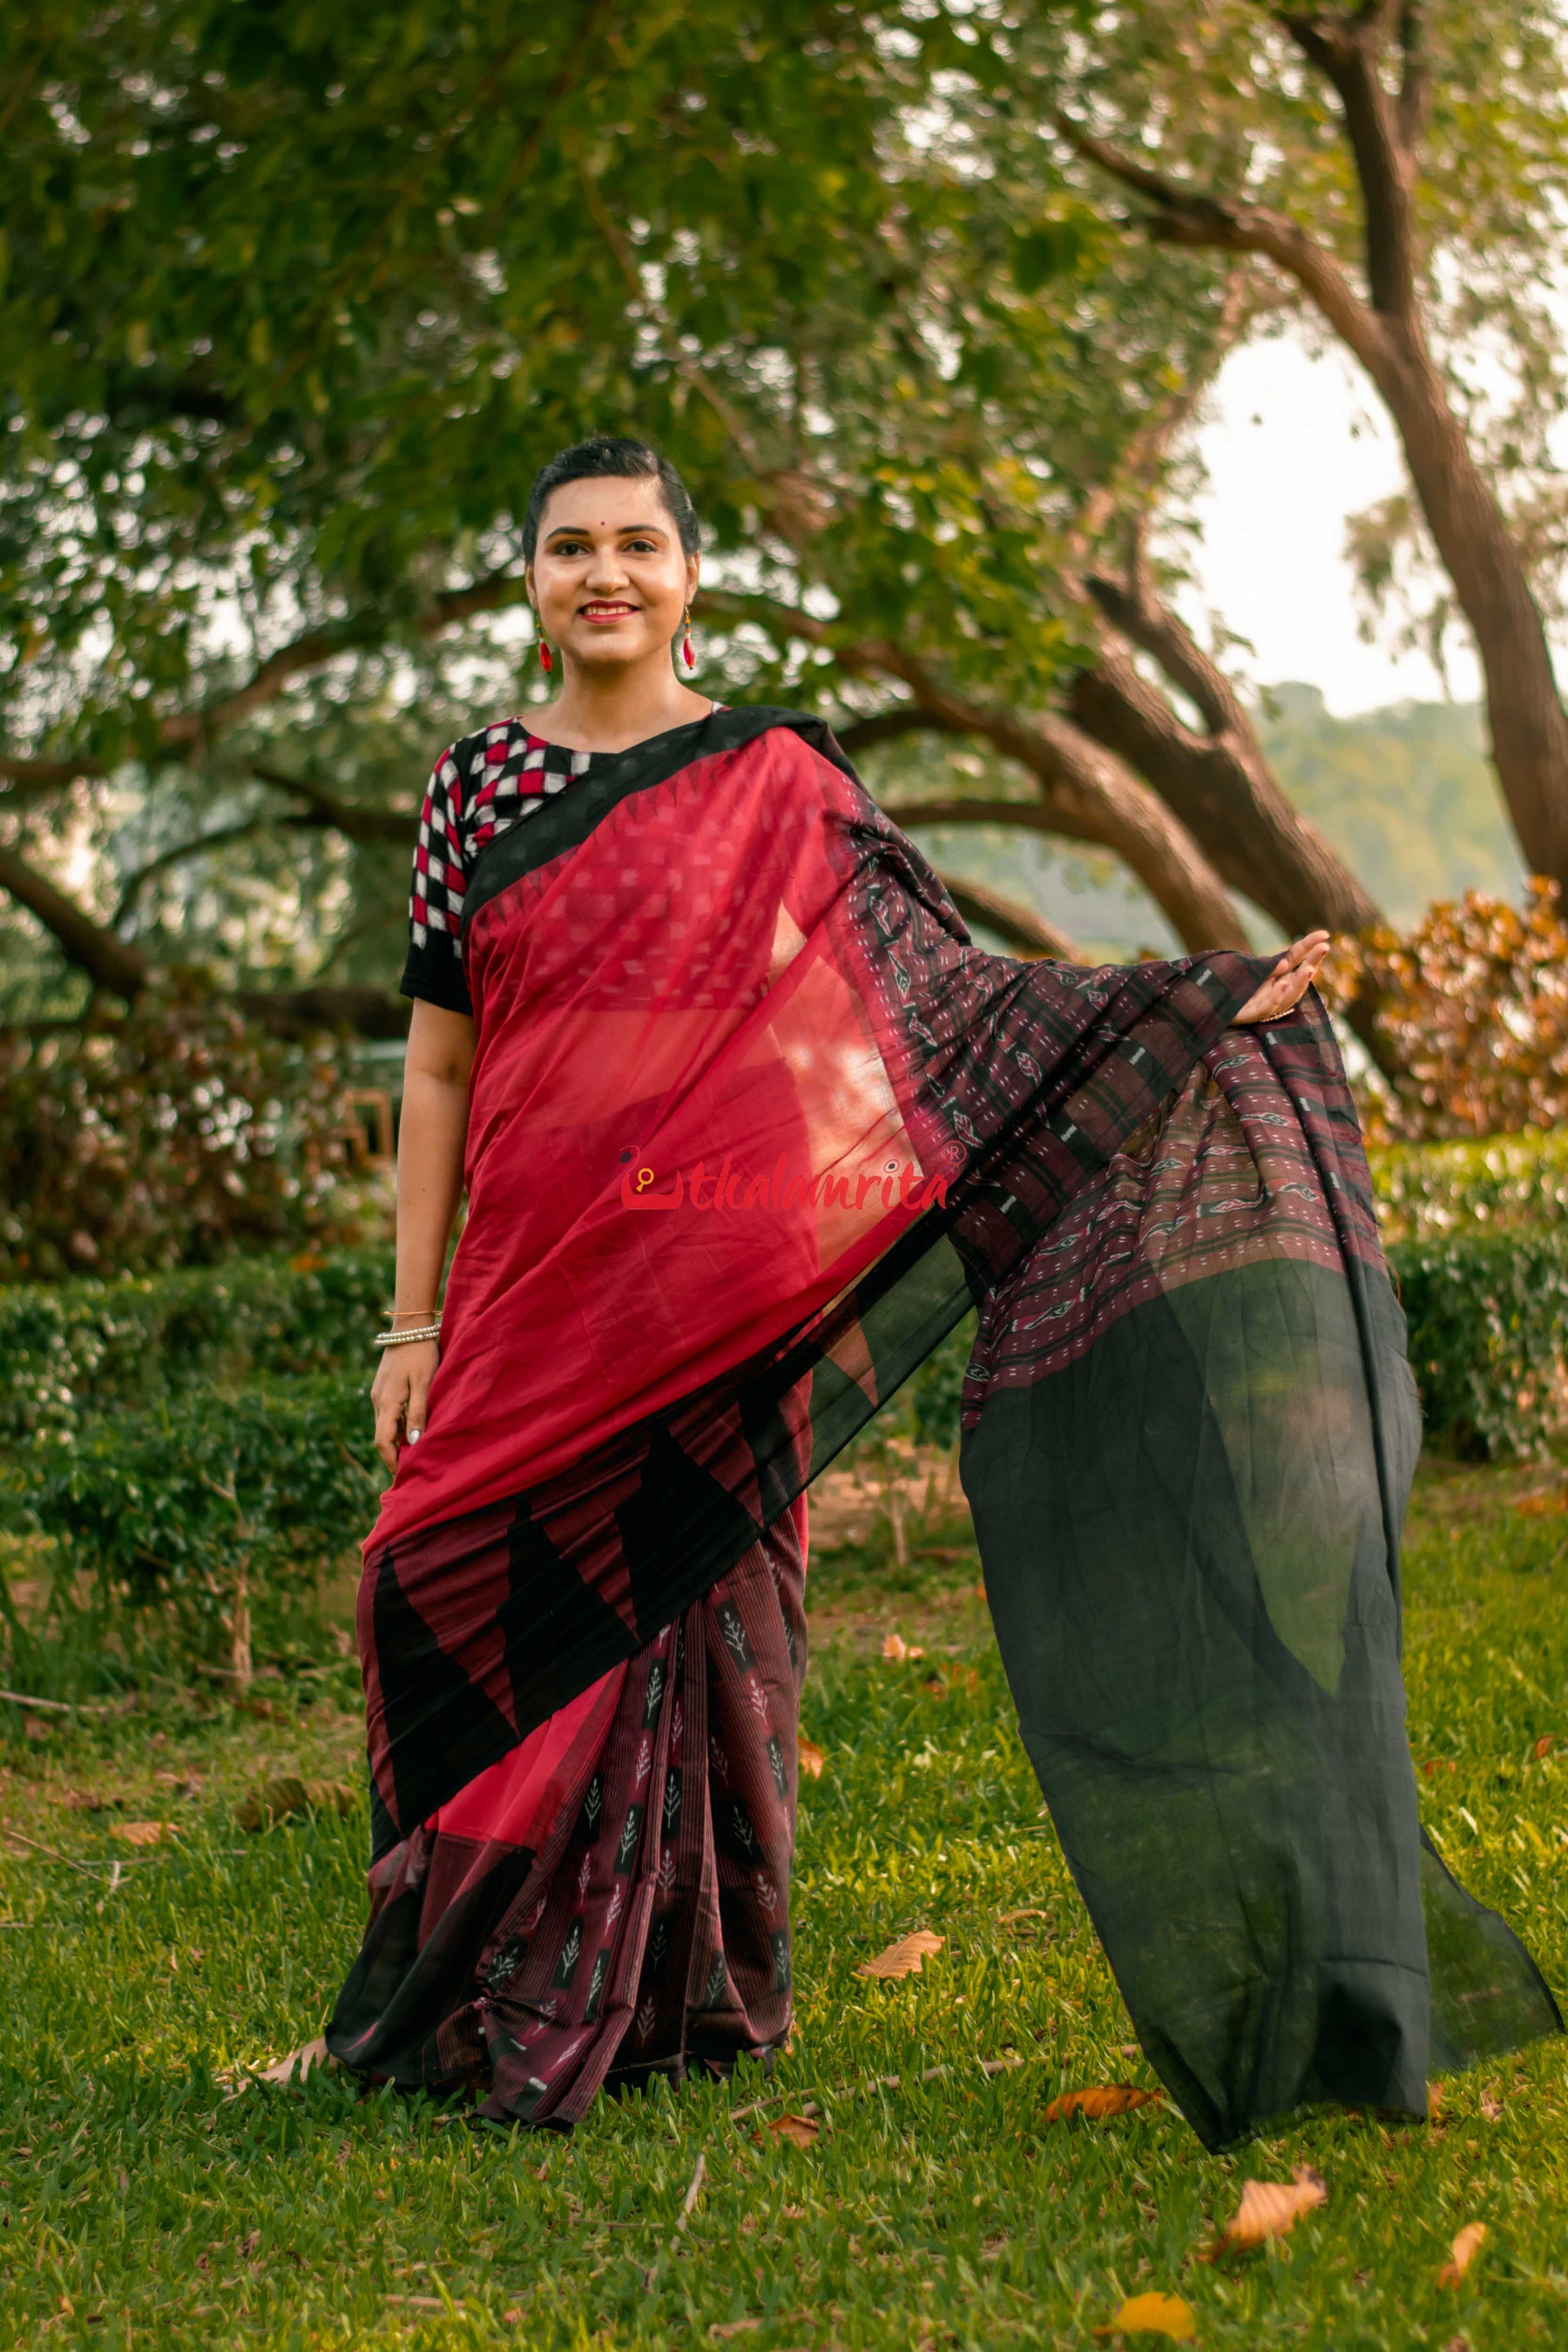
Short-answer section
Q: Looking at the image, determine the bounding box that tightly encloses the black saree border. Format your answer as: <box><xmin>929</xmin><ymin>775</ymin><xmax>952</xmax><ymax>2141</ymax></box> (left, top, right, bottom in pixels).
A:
<box><xmin>459</xmin><ymin>704</ymin><xmax>857</xmax><ymax>936</ymax></box>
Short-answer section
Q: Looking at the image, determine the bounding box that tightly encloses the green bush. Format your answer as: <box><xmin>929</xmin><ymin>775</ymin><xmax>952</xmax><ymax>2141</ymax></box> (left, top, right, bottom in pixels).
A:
<box><xmin>1388</xmin><ymin>1227</ymin><xmax>1568</xmax><ymax>1461</ymax></box>
<box><xmin>1369</xmin><ymin>1131</ymin><xmax>1568</xmax><ymax>1242</ymax></box>
<box><xmin>0</xmin><ymin>1247</ymin><xmax>392</xmax><ymax>1446</ymax></box>
<box><xmin>13</xmin><ymin>1374</ymin><xmax>380</xmax><ymax>1678</ymax></box>
<box><xmin>0</xmin><ymin>987</ymin><xmax>387</xmax><ymax>1282</ymax></box>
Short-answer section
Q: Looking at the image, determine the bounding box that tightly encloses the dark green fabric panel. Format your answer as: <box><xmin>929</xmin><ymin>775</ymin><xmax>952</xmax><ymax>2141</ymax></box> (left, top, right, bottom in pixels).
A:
<box><xmin>1422</xmin><ymin>1833</ymin><xmax>1563</xmax><ymax>2067</ymax></box>
<box><xmin>960</xmin><ymin>1256</ymin><xmax>1536</xmax><ymax>2148</ymax></box>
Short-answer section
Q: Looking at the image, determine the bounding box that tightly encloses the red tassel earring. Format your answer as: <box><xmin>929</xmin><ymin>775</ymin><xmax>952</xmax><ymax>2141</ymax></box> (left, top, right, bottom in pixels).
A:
<box><xmin>681</xmin><ymin>607</ymin><xmax>695</xmax><ymax>670</ymax></box>
<box><xmin>533</xmin><ymin>605</ymin><xmax>552</xmax><ymax>673</ymax></box>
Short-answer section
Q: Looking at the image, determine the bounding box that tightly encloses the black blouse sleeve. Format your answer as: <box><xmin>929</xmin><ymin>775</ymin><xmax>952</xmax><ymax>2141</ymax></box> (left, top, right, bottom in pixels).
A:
<box><xmin>400</xmin><ymin>743</ymin><xmax>475</xmax><ymax>1016</ymax></box>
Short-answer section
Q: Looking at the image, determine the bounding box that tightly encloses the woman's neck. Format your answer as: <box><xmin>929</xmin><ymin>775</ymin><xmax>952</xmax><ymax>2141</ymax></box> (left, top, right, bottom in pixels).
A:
<box><xmin>527</xmin><ymin>653</ymin><xmax>713</xmax><ymax>754</ymax></box>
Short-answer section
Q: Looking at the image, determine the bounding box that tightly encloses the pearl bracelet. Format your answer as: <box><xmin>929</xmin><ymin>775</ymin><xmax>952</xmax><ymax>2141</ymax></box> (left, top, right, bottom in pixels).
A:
<box><xmin>373</xmin><ymin>1324</ymin><xmax>443</xmax><ymax>1349</ymax></box>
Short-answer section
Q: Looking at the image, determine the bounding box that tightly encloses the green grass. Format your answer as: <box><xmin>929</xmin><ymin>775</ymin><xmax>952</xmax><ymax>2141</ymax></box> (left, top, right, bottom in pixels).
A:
<box><xmin>2</xmin><ymin>1464</ymin><xmax>1567</xmax><ymax>2350</ymax></box>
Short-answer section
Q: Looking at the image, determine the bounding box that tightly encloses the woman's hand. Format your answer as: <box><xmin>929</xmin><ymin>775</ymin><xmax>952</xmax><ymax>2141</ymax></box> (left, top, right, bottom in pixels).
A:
<box><xmin>1233</xmin><ymin>930</ymin><xmax>1331</xmax><ymax>1025</ymax></box>
<box><xmin>372</xmin><ymin>1339</ymin><xmax>440</xmax><ymax>1477</ymax></box>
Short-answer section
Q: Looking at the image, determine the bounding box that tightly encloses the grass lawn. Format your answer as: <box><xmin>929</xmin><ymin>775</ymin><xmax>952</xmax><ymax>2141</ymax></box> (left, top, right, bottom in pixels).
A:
<box><xmin>2</xmin><ymin>1458</ymin><xmax>1566</xmax><ymax>2350</ymax></box>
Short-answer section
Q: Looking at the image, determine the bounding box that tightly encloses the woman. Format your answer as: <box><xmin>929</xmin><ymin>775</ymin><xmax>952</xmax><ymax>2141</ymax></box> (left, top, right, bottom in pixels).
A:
<box><xmin>328</xmin><ymin>435</ymin><xmax>1558</xmax><ymax>2147</ymax></box>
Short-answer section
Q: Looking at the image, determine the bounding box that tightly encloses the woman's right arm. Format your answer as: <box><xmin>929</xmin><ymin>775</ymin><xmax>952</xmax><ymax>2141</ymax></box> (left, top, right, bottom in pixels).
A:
<box><xmin>370</xmin><ymin>998</ymin><xmax>477</xmax><ymax>1476</ymax></box>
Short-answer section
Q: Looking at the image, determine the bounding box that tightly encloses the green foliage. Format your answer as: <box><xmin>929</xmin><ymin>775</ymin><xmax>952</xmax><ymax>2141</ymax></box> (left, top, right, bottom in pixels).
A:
<box><xmin>0</xmin><ymin>990</ymin><xmax>383</xmax><ymax>1282</ymax></box>
<box><xmin>17</xmin><ymin>1374</ymin><xmax>377</xmax><ymax>1673</ymax></box>
<box><xmin>0</xmin><ymin>0</ymin><xmax>1241</xmax><ymax>1004</ymax></box>
<box><xmin>0</xmin><ymin>1244</ymin><xmax>390</xmax><ymax>1447</ymax></box>
<box><xmin>0</xmin><ymin>1467</ymin><xmax>1565</xmax><ymax>2343</ymax></box>
<box><xmin>1389</xmin><ymin>1229</ymin><xmax>1568</xmax><ymax>1462</ymax></box>
<box><xmin>1371</xmin><ymin>1129</ymin><xmax>1568</xmax><ymax>1242</ymax></box>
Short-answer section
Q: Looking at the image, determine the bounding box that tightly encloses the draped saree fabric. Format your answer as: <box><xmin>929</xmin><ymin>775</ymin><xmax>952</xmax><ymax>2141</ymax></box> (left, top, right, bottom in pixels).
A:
<box><xmin>329</xmin><ymin>703</ymin><xmax>1559</xmax><ymax>2144</ymax></box>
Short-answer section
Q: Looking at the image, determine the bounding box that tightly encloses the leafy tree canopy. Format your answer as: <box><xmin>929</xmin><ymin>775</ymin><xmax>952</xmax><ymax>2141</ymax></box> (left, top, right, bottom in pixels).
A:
<box><xmin>5</xmin><ymin>1</ymin><xmax>1568</xmax><ymax>1022</ymax></box>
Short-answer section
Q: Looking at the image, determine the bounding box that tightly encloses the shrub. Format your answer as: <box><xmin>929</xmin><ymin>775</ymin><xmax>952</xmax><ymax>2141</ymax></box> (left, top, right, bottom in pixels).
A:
<box><xmin>0</xmin><ymin>1246</ymin><xmax>393</xmax><ymax>1446</ymax></box>
<box><xmin>1369</xmin><ymin>1131</ymin><xmax>1568</xmax><ymax>1243</ymax></box>
<box><xmin>0</xmin><ymin>983</ymin><xmax>386</xmax><ymax>1283</ymax></box>
<box><xmin>1324</xmin><ymin>882</ymin><xmax>1568</xmax><ymax>1142</ymax></box>
<box><xmin>14</xmin><ymin>1375</ymin><xmax>381</xmax><ymax>1684</ymax></box>
<box><xmin>1388</xmin><ymin>1228</ymin><xmax>1568</xmax><ymax>1462</ymax></box>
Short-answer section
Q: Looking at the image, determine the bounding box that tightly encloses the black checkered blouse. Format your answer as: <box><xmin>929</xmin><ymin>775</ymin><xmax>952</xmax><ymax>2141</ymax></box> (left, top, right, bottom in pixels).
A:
<box><xmin>400</xmin><ymin>720</ymin><xmax>600</xmax><ymax>1014</ymax></box>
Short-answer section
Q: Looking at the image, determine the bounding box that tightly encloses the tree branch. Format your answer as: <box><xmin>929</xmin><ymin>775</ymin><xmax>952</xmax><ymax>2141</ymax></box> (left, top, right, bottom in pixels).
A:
<box><xmin>1277</xmin><ymin>6</ymin><xmax>1421</xmax><ymax>320</ymax></box>
<box><xmin>932</xmin><ymin>870</ymin><xmax>1084</xmax><ymax>962</ymax></box>
<box><xmin>1396</xmin><ymin>1</ymin><xmax>1430</xmax><ymax>154</ymax></box>
<box><xmin>697</xmin><ymin>587</ymin><xmax>1250</xmax><ymax>950</ymax></box>
<box><xmin>1067</xmin><ymin>638</ymin><xmax>1381</xmax><ymax>936</ymax></box>
<box><xmin>0</xmin><ymin>842</ymin><xmax>149</xmax><ymax>999</ymax></box>
<box><xmin>234</xmin><ymin>985</ymin><xmax>409</xmax><ymax>1041</ymax></box>
<box><xmin>249</xmin><ymin>764</ymin><xmax>416</xmax><ymax>843</ymax></box>
<box><xmin>1058</xmin><ymin>113</ymin><xmax>1390</xmax><ymax>380</ymax></box>
<box><xmin>832</xmin><ymin>708</ymin><xmax>955</xmax><ymax>757</ymax></box>
<box><xmin>1</xmin><ymin>571</ymin><xmax>534</xmax><ymax>790</ymax></box>
<box><xmin>0</xmin><ymin>828</ymin><xmax>407</xmax><ymax>1036</ymax></box>
<box><xmin>113</xmin><ymin>819</ymin><xmax>278</xmax><ymax>924</ymax></box>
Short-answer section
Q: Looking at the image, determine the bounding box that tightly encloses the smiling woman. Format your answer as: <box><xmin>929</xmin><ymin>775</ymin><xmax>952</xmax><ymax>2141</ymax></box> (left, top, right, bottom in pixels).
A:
<box><xmin>335</xmin><ymin>435</ymin><xmax>1558</xmax><ymax>2145</ymax></box>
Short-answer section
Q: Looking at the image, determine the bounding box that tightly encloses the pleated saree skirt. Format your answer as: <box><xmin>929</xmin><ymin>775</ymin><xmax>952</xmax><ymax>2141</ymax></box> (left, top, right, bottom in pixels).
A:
<box><xmin>328</xmin><ymin>1496</ymin><xmax>808</xmax><ymax>2126</ymax></box>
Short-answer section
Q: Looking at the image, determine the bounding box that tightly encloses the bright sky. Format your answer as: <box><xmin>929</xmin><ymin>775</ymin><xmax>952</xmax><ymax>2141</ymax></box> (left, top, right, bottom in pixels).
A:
<box><xmin>1179</xmin><ymin>332</ymin><xmax>1484</xmax><ymax>715</ymax></box>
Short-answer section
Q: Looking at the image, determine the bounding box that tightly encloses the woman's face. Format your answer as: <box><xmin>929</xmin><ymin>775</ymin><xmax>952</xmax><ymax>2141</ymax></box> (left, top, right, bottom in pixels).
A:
<box><xmin>527</xmin><ymin>476</ymin><xmax>699</xmax><ymax>675</ymax></box>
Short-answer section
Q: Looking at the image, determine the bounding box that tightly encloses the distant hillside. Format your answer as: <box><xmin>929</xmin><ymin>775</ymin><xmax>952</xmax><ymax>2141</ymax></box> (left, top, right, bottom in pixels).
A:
<box><xmin>1254</xmin><ymin>683</ymin><xmax>1522</xmax><ymax>926</ymax></box>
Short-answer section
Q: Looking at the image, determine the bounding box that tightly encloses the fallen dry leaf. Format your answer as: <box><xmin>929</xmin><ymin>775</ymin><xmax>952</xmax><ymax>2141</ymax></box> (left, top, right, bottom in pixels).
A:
<box><xmin>881</xmin><ymin>1632</ymin><xmax>927</xmax><ymax>1663</ymax></box>
<box><xmin>857</xmin><ymin>1928</ymin><xmax>945</xmax><ymax>1980</ymax></box>
<box><xmin>1208</xmin><ymin>2166</ymin><xmax>1326</xmax><ymax>2255</ymax></box>
<box><xmin>797</xmin><ymin>1735</ymin><xmax>825</xmax><ymax>1781</ymax></box>
<box><xmin>1478</xmin><ymin>2085</ymin><xmax>1503</xmax><ymax>2123</ymax></box>
<box><xmin>1423</xmin><ymin>1759</ymin><xmax>1458</xmax><ymax>1778</ymax></box>
<box><xmin>54</xmin><ymin>1789</ymin><xmax>125</xmax><ymax>1813</ymax></box>
<box><xmin>1044</xmin><ymin>2083</ymin><xmax>1164</xmax><ymax>2124</ymax></box>
<box><xmin>767</xmin><ymin>2113</ymin><xmax>820</xmax><ymax>2149</ymax></box>
<box><xmin>235</xmin><ymin>1776</ymin><xmax>356</xmax><ymax>1832</ymax></box>
<box><xmin>923</xmin><ymin>1664</ymin><xmax>980</xmax><ymax>1697</ymax></box>
<box><xmin>1533</xmin><ymin>1734</ymin><xmax>1557</xmax><ymax>1760</ymax></box>
<box><xmin>1516</xmin><ymin>1489</ymin><xmax>1567</xmax><ymax>1516</ymax></box>
<box><xmin>112</xmin><ymin>1820</ymin><xmax>175</xmax><ymax>1848</ymax></box>
<box><xmin>1093</xmin><ymin>2291</ymin><xmax>1197</xmax><ymax>2342</ymax></box>
<box><xmin>258</xmin><ymin>2037</ymin><xmax>336</xmax><ymax>2087</ymax></box>
<box><xmin>708</xmin><ymin>2318</ymin><xmax>762</xmax><ymax>2338</ymax></box>
<box><xmin>1438</xmin><ymin>2221</ymin><xmax>1487</xmax><ymax>2287</ymax></box>
<box><xmin>997</xmin><ymin>1907</ymin><xmax>1050</xmax><ymax>1928</ymax></box>
<box><xmin>1428</xmin><ymin>2080</ymin><xmax>1447</xmax><ymax>2122</ymax></box>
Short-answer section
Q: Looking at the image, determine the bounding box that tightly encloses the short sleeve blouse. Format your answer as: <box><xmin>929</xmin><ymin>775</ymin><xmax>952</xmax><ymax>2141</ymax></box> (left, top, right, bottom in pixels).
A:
<box><xmin>401</xmin><ymin>720</ymin><xmax>597</xmax><ymax>1015</ymax></box>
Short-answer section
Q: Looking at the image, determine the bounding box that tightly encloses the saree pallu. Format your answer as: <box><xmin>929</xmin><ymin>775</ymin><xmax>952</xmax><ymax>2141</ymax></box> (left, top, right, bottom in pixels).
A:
<box><xmin>330</xmin><ymin>704</ymin><xmax>1560</xmax><ymax>2146</ymax></box>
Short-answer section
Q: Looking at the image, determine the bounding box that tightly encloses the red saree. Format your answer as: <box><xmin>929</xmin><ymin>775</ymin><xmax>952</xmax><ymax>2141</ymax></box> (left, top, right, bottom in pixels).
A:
<box><xmin>329</xmin><ymin>704</ymin><xmax>1559</xmax><ymax>2145</ymax></box>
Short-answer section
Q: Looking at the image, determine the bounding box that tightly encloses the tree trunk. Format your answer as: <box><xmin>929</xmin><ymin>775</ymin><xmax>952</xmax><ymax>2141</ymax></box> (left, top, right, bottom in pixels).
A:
<box><xmin>1360</xmin><ymin>324</ymin><xmax>1568</xmax><ymax>890</ymax></box>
